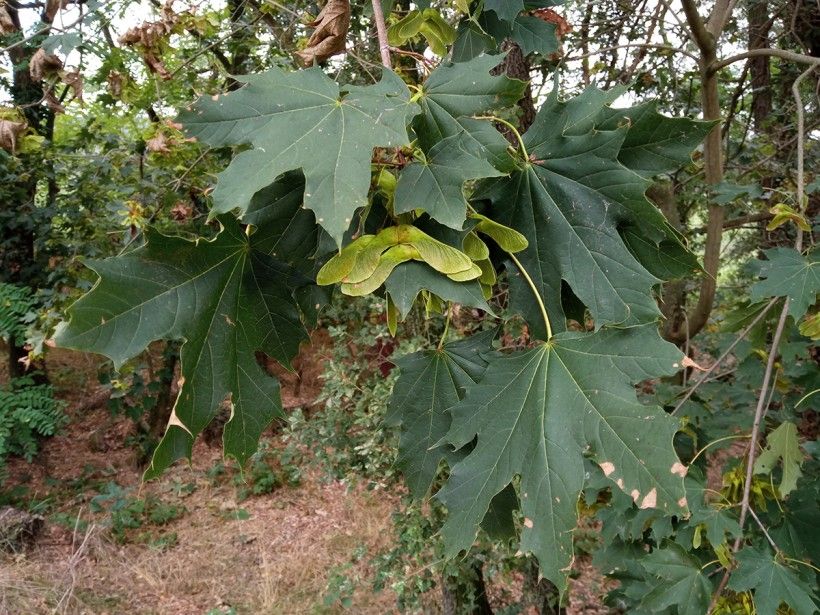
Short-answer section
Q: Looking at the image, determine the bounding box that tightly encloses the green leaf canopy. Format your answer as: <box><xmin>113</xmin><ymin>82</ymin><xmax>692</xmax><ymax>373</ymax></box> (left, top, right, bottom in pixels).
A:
<box><xmin>55</xmin><ymin>216</ymin><xmax>314</xmax><ymax>477</ymax></box>
<box><xmin>436</xmin><ymin>325</ymin><xmax>688</xmax><ymax>590</ymax></box>
<box><xmin>178</xmin><ymin>67</ymin><xmax>416</xmax><ymax>246</ymax></box>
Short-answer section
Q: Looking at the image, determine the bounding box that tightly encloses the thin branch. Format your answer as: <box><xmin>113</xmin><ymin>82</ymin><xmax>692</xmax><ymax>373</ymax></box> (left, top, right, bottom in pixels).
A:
<box><xmin>681</xmin><ymin>0</ymin><xmax>714</xmax><ymax>56</ymax></box>
<box><xmin>370</xmin><ymin>0</ymin><xmax>391</xmax><ymax>68</ymax></box>
<box><xmin>564</xmin><ymin>42</ymin><xmax>700</xmax><ymax>64</ymax></box>
<box><xmin>711</xmin><ymin>48</ymin><xmax>820</xmax><ymax>73</ymax></box>
<box><xmin>672</xmin><ymin>297</ymin><xmax>779</xmax><ymax>415</ymax></box>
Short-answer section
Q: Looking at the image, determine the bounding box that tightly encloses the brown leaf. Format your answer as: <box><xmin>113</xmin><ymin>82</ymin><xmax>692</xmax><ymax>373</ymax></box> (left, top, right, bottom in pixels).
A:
<box><xmin>170</xmin><ymin>201</ymin><xmax>193</xmax><ymax>221</ymax></box>
<box><xmin>44</xmin><ymin>0</ymin><xmax>70</xmax><ymax>22</ymax></box>
<box><xmin>30</xmin><ymin>48</ymin><xmax>64</xmax><ymax>82</ymax></box>
<box><xmin>62</xmin><ymin>70</ymin><xmax>83</xmax><ymax>103</ymax></box>
<box><xmin>107</xmin><ymin>70</ymin><xmax>124</xmax><ymax>98</ymax></box>
<box><xmin>146</xmin><ymin>132</ymin><xmax>170</xmax><ymax>154</ymax></box>
<box><xmin>42</xmin><ymin>89</ymin><xmax>65</xmax><ymax>114</ymax></box>
<box><xmin>294</xmin><ymin>0</ymin><xmax>351</xmax><ymax>67</ymax></box>
<box><xmin>0</xmin><ymin>119</ymin><xmax>28</xmax><ymax>153</ymax></box>
<box><xmin>0</xmin><ymin>7</ymin><xmax>16</xmax><ymax>34</ymax></box>
<box><xmin>531</xmin><ymin>8</ymin><xmax>571</xmax><ymax>37</ymax></box>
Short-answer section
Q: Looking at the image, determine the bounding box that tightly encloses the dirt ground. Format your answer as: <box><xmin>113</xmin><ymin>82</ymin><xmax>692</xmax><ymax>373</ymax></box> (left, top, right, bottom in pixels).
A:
<box><xmin>1</xmin><ymin>346</ymin><xmax>611</xmax><ymax>615</ymax></box>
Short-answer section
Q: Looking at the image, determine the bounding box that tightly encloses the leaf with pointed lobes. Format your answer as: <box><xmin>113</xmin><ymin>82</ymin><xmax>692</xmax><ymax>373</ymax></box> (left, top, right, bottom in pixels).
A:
<box><xmin>178</xmin><ymin>66</ymin><xmax>417</xmax><ymax>246</ymax></box>
<box><xmin>54</xmin><ymin>216</ymin><xmax>312</xmax><ymax>478</ymax></box>
<box><xmin>729</xmin><ymin>547</ymin><xmax>819</xmax><ymax>615</ymax></box>
<box><xmin>436</xmin><ymin>325</ymin><xmax>688</xmax><ymax>591</ymax></box>
<box><xmin>754</xmin><ymin>421</ymin><xmax>804</xmax><ymax>497</ymax></box>
<box><xmin>394</xmin><ymin>131</ymin><xmax>505</xmax><ymax>230</ymax></box>
<box><xmin>386</xmin><ymin>330</ymin><xmax>496</xmax><ymax>497</ymax></box>
<box><xmin>750</xmin><ymin>248</ymin><xmax>819</xmax><ymax>320</ymax></box>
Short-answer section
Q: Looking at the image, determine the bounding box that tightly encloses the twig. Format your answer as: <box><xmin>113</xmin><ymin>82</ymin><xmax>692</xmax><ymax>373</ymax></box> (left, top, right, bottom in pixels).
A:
<box><xmin>564</xmin><ymin>42</ymin><xmax>700</xmax><ymax>64</ymax></box>
<box><xmin>370</xmin><ymin>0</ymin><xmax>391</xmax><ymax>68</ymax></box>
<box><xmin>673</xmin><ymin>297</ymin><xmax>778</xmax><ymax>414</ymax></box>
<box><xmin>509</xmin><ymin>252</ymin><xmax>553</xmax><ymax>340</ymax></box>
<box><xmin>710</xmin><ymin>48</ymin><xmax>820</xmax><ymax>73</ymax></box>
<box><xmin>748</xmin><ymin>508</ymin><xmax>780</xmax><ymax>553</ymax></box>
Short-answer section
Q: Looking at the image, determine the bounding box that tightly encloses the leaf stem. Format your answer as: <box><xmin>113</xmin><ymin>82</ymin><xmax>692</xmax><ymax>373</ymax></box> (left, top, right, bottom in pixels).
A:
<box><xmin>472</xmin><ymin>115</ymin><xmax>530</xmax><ymax>162</ymax></box>
<box><xmin>689</xmin><ymin>434</ymin><xmax>751</xmax><ymax>465</ymax></box>
<box><xmin>508</xmin><ymin>252</ymin><xmax>553</xmax><ymax>340</ymax></box>
<box><xmin>438</xmin><ymin>303</ymin><xmax>452</xmax><ymax>351</ymax></box>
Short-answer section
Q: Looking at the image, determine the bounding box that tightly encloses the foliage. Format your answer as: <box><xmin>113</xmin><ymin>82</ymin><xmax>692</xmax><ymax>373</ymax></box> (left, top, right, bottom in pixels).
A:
<box><xmin>0</xmin><ymin>282</ymin><xmax>36</xmax><ymax>341</ymax></box>
<box><xmin>2</xmin><ymin>0</ymin><xmax>818</xmax><ymax>612</ymax></box>
<box><xmin>0</xmin><ymin>376</ymin><xmax>66</xmax><ymax>477</ymax></box>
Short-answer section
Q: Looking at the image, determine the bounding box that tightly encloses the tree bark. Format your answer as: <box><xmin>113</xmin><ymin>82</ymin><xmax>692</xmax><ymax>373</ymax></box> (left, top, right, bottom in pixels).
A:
<box><xmin>748</xmin><ymin>0</ymin><xmax>772</xmax><ymax>130</ymax></box>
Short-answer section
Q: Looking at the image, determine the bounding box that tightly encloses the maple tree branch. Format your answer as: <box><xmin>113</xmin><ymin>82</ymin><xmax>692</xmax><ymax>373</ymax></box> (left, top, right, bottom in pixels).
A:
<box><xmin>711</xmin><ymin>48</ymin><xmax>820</xmax><ymax>73</ymax></box>
<box><xmin>370</xmin><ymin>0</ymin><xmax>391</xmax><ymax>68</ymax></box>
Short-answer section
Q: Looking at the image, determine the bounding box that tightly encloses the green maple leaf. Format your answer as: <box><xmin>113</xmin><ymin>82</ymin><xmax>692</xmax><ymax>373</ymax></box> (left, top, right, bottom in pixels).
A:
<box><xmin>483</xmin><ymin>85</ymin><xmax>708</xmax><ymax>335</ymax></box>
<box><xmin>383</xmin><ymin>262</ymin><xmax>491</xmax><ymax>318</ymax></box>
<box><xmin>55</xmin><ymin>216</ymin><xmax>313</xmax><ymax>477</ymax></box>
<box><xmin>639</xmin><ymin>543</ymin><xmax>714</xmax><ymax>615</ymax></box>
<box><xmin>595</xmin><ymin>100</ymin><xmax>714</xmax><ymax>178</ymax></box>
<box><xmin>178</xmin><ymin>67</ymin><xmax>415</xmax><ymax>246</ymax></box>
<box><xmin>395</xmin><ymin>132</ymin><xmax>505</xmax><ymax>228</ymax></box>
<box><xmin>728</xmin><ymin>548</ymin><xmax>819</xmax><ymax>615</ymax></box>
<box><xmin>452</xmin><ymin>22</ymin><xmax>496</xmax><ymax>62</ymax></box>
<box><xmin>686</xmin><ymin>477</ymin><xmax>741</xmax><ymax>547</ymax></box>
<box><xmin>385</xmin><ymin>331</ymin><xmax>495</xmax><ymax>497</ymax></box>
<box><xmin>754</xmin><ymin>421</ymin><xmax>804</xmax><ymax>497</ymax></box>
<box><xmin>750</xmin><ymin>248</ymin><xmax>819</xmax><ymax>320</ymax></box>
<box><xmin>479</xmin><ymin>9</ymin><xmax>561</xmax><ymax>56</ymax></box>
<box><xmin>413</xmin><ymin>55</ymin><xmax>526</xmax><ymax>173</ymax></box>
<box><xmin>483</xmin><ymin>0</ymin><xmax>525</xmax><ymax>22</ymax></box>
<box><xmin>436</xmin><ymin>325</ymin><xmax>688</xmax><ymax>589</ymax></box>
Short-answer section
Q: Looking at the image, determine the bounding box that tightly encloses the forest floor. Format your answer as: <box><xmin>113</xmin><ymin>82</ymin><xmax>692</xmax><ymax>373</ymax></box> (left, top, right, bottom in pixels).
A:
<box><xmin>1</xmin><ymin>347</ymin><xmax>612</xmax><ymax>615</ymax></box>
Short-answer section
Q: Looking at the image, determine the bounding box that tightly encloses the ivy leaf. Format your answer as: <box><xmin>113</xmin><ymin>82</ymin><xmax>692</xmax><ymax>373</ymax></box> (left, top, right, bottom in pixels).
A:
<box><xmin>413</xmin><ymin>54</ymin><xmax>525</xmax><ymax>172</ymax></box>
<box><xmin>385</xmin><ymin>331</ymin><xmax>495</xmax><ymax>497</ymax></box>
<box><xmin>55</xmin><ymin>217</ymin><xmax>311</xmax><ymax>477</ymax></box>
<box><xmin>754</xmin><ymin>421</ymin><xmax>804</xmax><ymax>497</ymax></box>
<box><xmin>178</xmin><ymin>67</ymin><xmax>415</xmax><ymax>246</ymax></box>
<box><xmin>383</xmin><ymin>262</ymin><xmax>492</xmax><ymax>318</ymax></box>
<box><xmin>728</xmin><ymin>548</ymin><xmax>819</xmax><ymax>615</ymax></box>
<box><xmin>436</xmin><ymin>325</ymin><xmax>687</xmax><ymax>589</ymax></box>
<box><xmin>639</xmin><ymin>543</ymin><xmax>714</xmax><ymax>615</ymax></box>
<box><xmin>395</xmin><ymin>132</ymin><xmax>505</xmax><ymax>228</ymax></box>
<box><xmin>750</xmin><ymin>248</ymin><xmax>819</xmax><ymax>320</ymax></box>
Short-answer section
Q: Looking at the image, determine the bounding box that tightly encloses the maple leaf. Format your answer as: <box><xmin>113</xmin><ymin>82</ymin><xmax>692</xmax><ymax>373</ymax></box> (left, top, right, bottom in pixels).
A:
<box><xmin>55</xmin><ymin>215</ymin><xmax>318</xmax><ymax>477</ymax></box>
<box><xmin>395</xmin><ymin>131</ymin><xmax>505</xmax><ymax>229</ymax></box>
<box><xmin>754</xmin><ymin>421</ymin><xmax>804</xmax><ymax>497</ymax></box>
<box><xmin>413</xmin><ymin>54</ymin><xmax>526</xmax><ymax>173</ymax></box>
<box><xmin>750</xmin><ymin>248</ymin><xmax>819</xmax><ymax>320</ymax></box>
<box><xmin>383</xmin><ymin>262</ymin><xmax>491</xmax><ymax>319</ymax></box>
<box><xmin>639</xmin><ymin>543</ymin><xmax>714</xmax><ymax>615</ymax></box>
<box><xmin>728</xmin><ymin>547</ymin><xmax>819</xmax><ymax>615</ymax></box>
<box><xmin>481</xmin><ymin>85</ymin><xmax>707</xmax><ymax>336</ymax></box>
<box><xmin>436</xmin><ymin>325</ymin><xmax>688</xmax><ymax>589</ymax></box>
<box><xmin>178</xmin><ymin>67</ymin><xmax>416</xmax><ymax>246</ymax></box>
<box><xmin>385</xmin><ymin>331</ymin><xmax>495</xmax><ymax>497</ymax></box>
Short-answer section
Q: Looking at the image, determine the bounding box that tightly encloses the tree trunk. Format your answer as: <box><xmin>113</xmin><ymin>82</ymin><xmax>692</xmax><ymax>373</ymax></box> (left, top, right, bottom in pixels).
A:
<box><xmin>748</xmin><ymin>0</ymin><xmax>772</xmax><ymax>130</ymax></box>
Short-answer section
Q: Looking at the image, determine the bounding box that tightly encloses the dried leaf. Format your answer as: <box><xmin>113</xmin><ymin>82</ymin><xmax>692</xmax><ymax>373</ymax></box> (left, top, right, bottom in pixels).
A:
<box><xmin>146</xmin><ymin>132</ymin><xmax>170</xmax><ymax>153</ymax></box>
<box><xmin>44</xmin><ymin>0</ymin><xmax>70</xmax><ymax>22</ymax></box>
<box><xmin>0</xmin><ymin>119</ymin><xmax>28</xmax><ymax>153</ymax></box>
<box><xmin>29</xmin><ymin>48</ymin><xmax>63</xmax><ymax>82</ymax></box>
<box><xmin>295</xmin><ymin>0</ymin><xmax>351</xmax><ymax>67</ymax></box>
<box><xmin>0</xmin><ymin>6</ymin><xmax>16</xmax><ymax>34</ymax></box>
<box><xmin>118</xmin><ymin>5</ymin><xmax>177</xmax><ymax>80</ymax></box>
<box><xmin>42</xmin><ymin>89</ymin><xmax>65</xmax><ymax>114</ymax></box>
<box><xmin>61</xmin><ymin>71</ymin><xmax>83</xmax><ymax>102</ymax></box>
<box><xmin>531</xmin><ymin>8</ymin><xmax>571</xmax><ymax>37</ymax></box>
<box><xmin>107</xmin><ymin>70</ymin><xmax>124</xmax><ymax>98</ymax></box>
